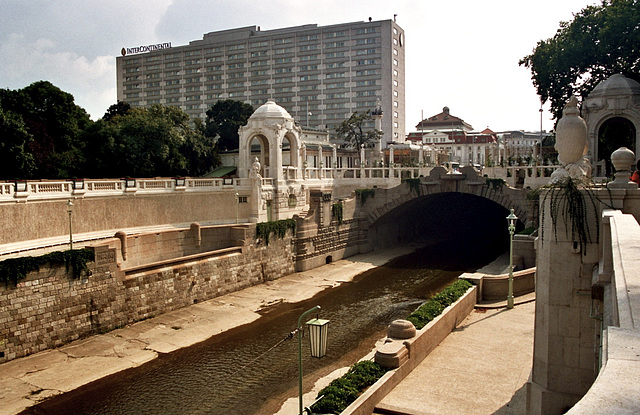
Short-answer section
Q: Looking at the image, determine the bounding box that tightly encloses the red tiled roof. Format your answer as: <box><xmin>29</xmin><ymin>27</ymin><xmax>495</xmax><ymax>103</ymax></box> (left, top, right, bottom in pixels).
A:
<box><xmin>416</xmin><ymin>106</ymin><xmax>473</xmax><ymax>131</ymax></box>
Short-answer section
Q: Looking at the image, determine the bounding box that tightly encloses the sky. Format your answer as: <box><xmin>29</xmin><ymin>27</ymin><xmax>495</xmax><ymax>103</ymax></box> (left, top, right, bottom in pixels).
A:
<box><xmin>0</xmin><ymin>0</ymin><xmax>599</xmax><ymax>133</ymax></box>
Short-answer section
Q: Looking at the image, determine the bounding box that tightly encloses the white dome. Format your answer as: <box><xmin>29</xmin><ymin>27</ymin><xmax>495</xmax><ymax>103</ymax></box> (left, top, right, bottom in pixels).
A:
<box><xmin>589</xmin><ymin>73</ymin><xmax>640</xmax><ymax>98</ymax></box>
<box><xmin>250</xmin><ymin>100</ymin><xmax>293</xmax><ymax>120</ymax></box>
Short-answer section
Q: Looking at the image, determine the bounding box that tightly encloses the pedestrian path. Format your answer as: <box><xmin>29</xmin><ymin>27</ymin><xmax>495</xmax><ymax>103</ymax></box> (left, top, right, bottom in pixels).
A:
<box><xmin>374</xmin><ymin>300</ymin><xmax>535</xmax><ymax>415</ymax></box>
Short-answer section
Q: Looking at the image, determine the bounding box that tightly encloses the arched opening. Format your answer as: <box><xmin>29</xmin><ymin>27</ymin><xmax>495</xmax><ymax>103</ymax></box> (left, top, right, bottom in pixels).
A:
<box><xmin>598</xmin><ymin>117</ymin><xmax>636</xmax><ymax>174</ymax></box>
<box><xmin>282</xmin><ymin>136</ymin><xmax>292</xmax><ymax>166</ymax></box>
<box><xmin>288</xmin><ymin>193</ymin><xmax>297</xmax><ymax>208</ymax></box>
<box><xmin>249</xmin><ymin>135</ymin><xmax>269</xmax><ymax>177</ymax></box>
<box><xmin>325</xmin><ymin>255</ymin><xmax>333</xmax><ymax>264</ymax></box>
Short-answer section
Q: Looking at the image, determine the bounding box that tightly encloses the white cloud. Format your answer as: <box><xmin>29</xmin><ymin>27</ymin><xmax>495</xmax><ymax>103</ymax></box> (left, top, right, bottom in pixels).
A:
<box><xmin>0</xmin><ymin>33</ymin><xmax>116</xmax><ymax>119</ymax></box>
<box><xmin>0</xmin><ymin>0</ymin><xmax>600</xmax><ymax>128</ymax></box>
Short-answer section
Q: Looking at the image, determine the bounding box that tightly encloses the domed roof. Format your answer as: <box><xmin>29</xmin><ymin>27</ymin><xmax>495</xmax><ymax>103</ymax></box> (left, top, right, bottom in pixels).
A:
<box><xmin>250</xmin><ymin>100</ymin><xmax>292</xmax><ymax>120</ymax></box>
<box><xmin>589</xmin><ymin>73</ymin><xmax>640</xmax><ymax>98</ymax></box>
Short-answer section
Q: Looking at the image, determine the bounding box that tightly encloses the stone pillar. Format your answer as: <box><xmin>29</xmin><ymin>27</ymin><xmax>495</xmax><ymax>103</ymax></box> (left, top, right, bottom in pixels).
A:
<box><xmin>389</xmin><ymin>144</ymin><xmax>395</xmax><ymax>168</ymax></box>
<box><xmin>317</xmin><ymin>144</ymin><xmax>324</xmax><ymax>179</ymax></box>
<box><xmin>419</xmin><ymin>143</ymin><xmax>424</xmax><ymax>166</ymax></box>
<box><xmin>527</xmin><ymin>191</ymin><xmax>599</xmax><ymax>414</ymax></box>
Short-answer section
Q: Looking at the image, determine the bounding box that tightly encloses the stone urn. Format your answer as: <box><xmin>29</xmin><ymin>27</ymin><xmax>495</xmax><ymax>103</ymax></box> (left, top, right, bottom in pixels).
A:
<box><xmin>555</xmin><ymin>96</ymin><xmax>588</xmax><ymax>165</ymax></box>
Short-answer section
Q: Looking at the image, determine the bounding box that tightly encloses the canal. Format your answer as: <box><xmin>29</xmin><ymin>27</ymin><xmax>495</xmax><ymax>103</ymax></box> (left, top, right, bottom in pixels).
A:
<box><xmin>23</xmin><ymin>242</ymin><xmax>503</xmax><ymax>415</ymax></box>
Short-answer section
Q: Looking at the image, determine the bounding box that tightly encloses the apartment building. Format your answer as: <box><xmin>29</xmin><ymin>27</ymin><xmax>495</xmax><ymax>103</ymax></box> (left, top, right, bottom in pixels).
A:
<box><xmin>116</xmin><ymin>19</ymin><xmax>405</xmax><ymax>144</ymax></box>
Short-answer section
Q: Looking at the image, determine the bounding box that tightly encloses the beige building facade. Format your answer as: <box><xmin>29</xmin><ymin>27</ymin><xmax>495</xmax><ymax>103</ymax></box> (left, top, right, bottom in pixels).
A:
<box><xmin>116</xmin><ymin>19</ymin><xmax>406</xmax><ymax>144</ymax></box>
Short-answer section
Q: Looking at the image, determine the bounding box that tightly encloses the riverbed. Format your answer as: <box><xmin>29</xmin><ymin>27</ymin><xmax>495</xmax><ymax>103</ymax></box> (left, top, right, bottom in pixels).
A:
<box><xmin>22</xmin><ymin>242</ymin><xmax>501</xmax><ymax>415</ymax></box>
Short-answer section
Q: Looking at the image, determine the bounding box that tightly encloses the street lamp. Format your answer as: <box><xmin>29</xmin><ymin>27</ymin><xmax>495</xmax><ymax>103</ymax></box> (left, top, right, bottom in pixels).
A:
<box><xmin>506</xmin><ymin>209</ymin><xmax>518</xmax><ymax>309</ymax></box>
<box><xmin>298</xmin><ymin>305</ymin><xmax>330</xmax><ymax>415</ymax></box>
<box><xmin>67</xmin><ymin>200</ymin><xmax>74</xmax><ymax>250</ymax></box>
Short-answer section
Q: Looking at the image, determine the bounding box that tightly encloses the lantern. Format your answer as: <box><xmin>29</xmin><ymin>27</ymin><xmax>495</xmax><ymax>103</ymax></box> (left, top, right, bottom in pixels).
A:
<box><xmin>306</xmin><ymin>318</ymin><xmax>330</xmax><ymax>358</ymax></box>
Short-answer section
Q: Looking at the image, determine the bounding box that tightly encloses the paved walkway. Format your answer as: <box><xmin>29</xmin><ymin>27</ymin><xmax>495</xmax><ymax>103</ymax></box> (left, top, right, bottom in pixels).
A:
<box><xmin>0</xmin><ymin>246</ymin><xmax>416</xmax><ymax>415</ymax></box>
<box><xmin>375</xmin><ymin>300</ymin><xmax>535</xmax><ymax>415</ymax></box>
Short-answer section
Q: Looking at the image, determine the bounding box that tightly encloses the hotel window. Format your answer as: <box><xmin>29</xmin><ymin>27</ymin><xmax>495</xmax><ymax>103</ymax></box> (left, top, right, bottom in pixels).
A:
<box><xmin>394</xmin><ymin>111</ymin><xmax>398</xmax><ymax>118</ymax></box>
<box><xmin>393</xmin><ymin>59</ymin><xmax>398</xmax><ymax>66</ymax></box>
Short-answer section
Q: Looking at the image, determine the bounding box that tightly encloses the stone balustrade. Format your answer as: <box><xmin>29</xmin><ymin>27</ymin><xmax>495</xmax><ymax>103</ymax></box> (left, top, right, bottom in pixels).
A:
<box><xmin>0</xmin><ymin>177</ymin><xmax>251</xmax><ymax>203</ymax></box>
<box><xmin>566</xmin><ymin>209</ymin><xmax>640</xmax><ymax>413</ymax></box>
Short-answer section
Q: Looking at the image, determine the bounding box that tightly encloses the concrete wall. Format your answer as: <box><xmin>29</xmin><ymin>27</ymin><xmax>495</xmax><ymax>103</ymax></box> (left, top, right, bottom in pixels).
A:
<box><xmin>0</xmin><ymin>230</ymin><xmax>294</xmax><ymax>363</ymax></box>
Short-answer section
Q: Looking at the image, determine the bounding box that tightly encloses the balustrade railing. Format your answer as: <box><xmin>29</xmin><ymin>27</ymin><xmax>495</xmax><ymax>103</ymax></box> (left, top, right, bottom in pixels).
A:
<box><xmin>0</xmin><ymin>178</ymin><xmax>252</xmax><ymax>203</ymax></box>
<box><xmin>567</xmin><ymin>209</ymin><xmax>640</xmax><ymax>413</ymax></box>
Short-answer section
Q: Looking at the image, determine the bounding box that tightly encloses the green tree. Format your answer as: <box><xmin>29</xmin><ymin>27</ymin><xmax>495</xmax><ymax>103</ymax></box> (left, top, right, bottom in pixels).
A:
<box><xmin>82</xmin><ymin>105</ymin><xmax>216</xmax><ymax>178</ymax></box>
<box><xmin>204</xmin><ymin>99</ymin><xmax>254</xmax><ymax>151</ymax></box>
<box><xmin>0</xmin><ymin>81</ymin><xmax>92</xmax><ymax>178</ymax></box>
<box><xmin>335</xmin><ymin>111</ymin><xmax>383</xmax><ymax>149</ymax></box>
<box><xmin>102</xmin><ymin>100</ymin><xmax>132</xmax><ymax>122</ymax></box>
<box><xmin>520</xmin><ymin>0</ymin><xmax>640</xmax><ymax>120</ymax></box>
<box><xmin>0</xmin><ymin>108</ymin><xmax>36</xmax><ymax>179</ymax></box>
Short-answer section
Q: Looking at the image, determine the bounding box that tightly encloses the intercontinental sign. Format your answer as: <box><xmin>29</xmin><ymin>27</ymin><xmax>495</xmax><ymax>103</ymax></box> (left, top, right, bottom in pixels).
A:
<box><xmin>121</xmin><ymin>42</ymin><xmax>172</xmax><ymax>56</ymax></box>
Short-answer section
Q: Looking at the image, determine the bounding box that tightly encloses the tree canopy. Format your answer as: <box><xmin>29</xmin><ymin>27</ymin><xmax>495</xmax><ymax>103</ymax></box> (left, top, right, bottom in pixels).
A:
<box><xmin>520</xmin><ymin>0</ymin><xmax>640</xmax><ymax>120</ymax></box>
<box><xmin>82</xmin><ymin>105</ymin><xmax>217</xmax><ymax>178</ymax></box>
<box><xmin>335</xmin><ymin>111</ymin><xmax>383</xmax><ymax>149</ymax></box>
<box><xmin>0</xmin><ymin>81</ymin><xmax>91</xmax><ymax>178</ymax></box>
<box><xmin>0</xmin><ymin>82</ymin><xmax>218</xmax><ymax>180</ymax></box>
<box><xmin>204</xmin><ymin>99</ymin><xmax>254</xmax><ymax>151</ymax></box>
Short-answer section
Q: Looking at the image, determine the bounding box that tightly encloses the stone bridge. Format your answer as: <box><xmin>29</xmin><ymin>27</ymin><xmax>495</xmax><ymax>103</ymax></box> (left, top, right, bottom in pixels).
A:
<box><xmin>357</xmin><ymin>165</ymin><xmax>536</xmax><ymax>229</ymax></box>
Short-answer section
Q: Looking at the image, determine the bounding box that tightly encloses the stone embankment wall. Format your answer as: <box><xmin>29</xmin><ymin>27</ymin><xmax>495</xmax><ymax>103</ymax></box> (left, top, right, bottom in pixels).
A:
<box><xmin>294</xmin><ymin>191</ymin><xmax>369</xmax><ymax>271</ymax></box>
<box><xmin>0</xmin><ymin>226</ymin><xmax>294</xmax><ymax>363</ymax></box>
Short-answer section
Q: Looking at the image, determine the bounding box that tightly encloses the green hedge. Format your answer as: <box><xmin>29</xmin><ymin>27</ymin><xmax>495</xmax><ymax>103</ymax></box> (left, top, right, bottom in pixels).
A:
<box><xmin>0</xmin><ymin>249</ymin><xmax>95</xmax><ymax>286</ymax></box>
<box><xmin>310</xmin><ymin>360</ymin><xmax>388</xmax><ymax>414</ymax></box>
<box><xmin>407</xmin><ymin>279</ymin><xmax>473</xmax><ymax>329</ymax></box>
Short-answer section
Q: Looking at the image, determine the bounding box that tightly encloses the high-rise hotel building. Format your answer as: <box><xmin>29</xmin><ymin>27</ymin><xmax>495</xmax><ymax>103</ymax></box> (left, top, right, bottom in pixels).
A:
<box><xmin>116</xmin><ymin>19</ymin><xmax>405</xmax><ymax>143</ymax></box>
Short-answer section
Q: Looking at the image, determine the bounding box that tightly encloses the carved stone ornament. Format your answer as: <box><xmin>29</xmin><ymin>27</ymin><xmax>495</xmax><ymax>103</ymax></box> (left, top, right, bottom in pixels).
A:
<box><xmin>550</xmin><ymin>96</ymin><xmax>592</xmax><ymax>183</ymax></box>
<box><xmin>250</xmin><ymin>157</ymin><xmax>261</xmax><ymax>179</ymax></box>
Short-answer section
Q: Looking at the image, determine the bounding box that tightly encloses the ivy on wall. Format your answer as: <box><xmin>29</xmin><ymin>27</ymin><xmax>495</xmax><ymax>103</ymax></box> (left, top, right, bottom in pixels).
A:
<box><xmin>256</xmin><ymin>219</ymin><xmax>296</xmax><ymax>245</ymax></box>
<box><xmin>0</xmin><ymin>249</ymin><xmax>95</xmax><ymax>286</ymax></box>
<box><xmin>539</xmin><ymin>177</ymin><xmax>612</xmax><ymax>254</ymax></box>
<box><xmin>355</xmin><ymin>188</ymin><xmax>376</xmax><ymax>205</ymax></box>
<box><xmin>332</xmin><ymin>202</ymin><xmax>343</xmax><ymax>225</ymax></box>
<box><xmin>485</xmin><ymin>178</ymin><xmax>506</xmax><ymax>191</ymax></box>
<box><xmin>402</xmin><ymin>178</ymin><xmax>422</xmax><ymax>195</ymax></box>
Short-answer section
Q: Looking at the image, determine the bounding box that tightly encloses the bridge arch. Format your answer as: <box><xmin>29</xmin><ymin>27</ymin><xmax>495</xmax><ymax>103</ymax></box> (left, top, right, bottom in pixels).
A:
<box><xmin>358</xmin><ymin>166</ymin><xmax>534</xmax><ymax>230</ymax></box>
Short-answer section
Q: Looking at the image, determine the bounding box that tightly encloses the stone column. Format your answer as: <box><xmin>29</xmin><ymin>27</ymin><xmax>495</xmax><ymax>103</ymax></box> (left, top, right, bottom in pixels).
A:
<box><xmin>527</xmin><ymin>191</ymin><xmax>599</xmax><ymax>414</ymax></box>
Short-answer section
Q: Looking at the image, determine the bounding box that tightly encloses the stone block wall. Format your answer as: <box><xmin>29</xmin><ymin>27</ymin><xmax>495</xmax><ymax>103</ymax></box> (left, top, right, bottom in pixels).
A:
<box><xmin>0</xmin><ymin>233</ymin><xmax>294</xmax><ymax>364</ymax></box>
<box><xmin>294</xmin><ymin>195</ymin><xmax>369</xmax><ymax>271</ymax></box>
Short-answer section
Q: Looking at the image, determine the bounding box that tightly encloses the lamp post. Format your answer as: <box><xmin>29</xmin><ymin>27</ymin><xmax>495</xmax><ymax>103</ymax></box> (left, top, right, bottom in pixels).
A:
<box><xmin>67</xmin><ymin>200</ymin><xmax>74</xmax><ymax>250</ymax></box>
<box><xmin>298</xmin><ymin>305</ymin><xmax>329</xmax><ymax>415</ymax></box>
<box><xmin>506</xmin><ymin>209</ymin><xmax>518</xmax><ymax>309</ymax></box>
